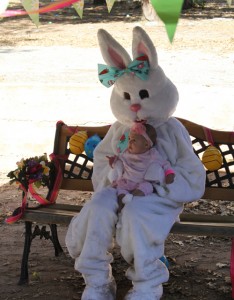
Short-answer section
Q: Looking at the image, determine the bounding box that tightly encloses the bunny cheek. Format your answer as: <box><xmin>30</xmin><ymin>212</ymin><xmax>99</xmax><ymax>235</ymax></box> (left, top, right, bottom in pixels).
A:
<box><xmin>110</xmin><ymin>77</ymin><xmax>148</xmax><ymax>124</ymax></box>
<box><xmin>110</xmin><ymin>100</ymin><xmax>140</xmax><ymax>126</ymax></box>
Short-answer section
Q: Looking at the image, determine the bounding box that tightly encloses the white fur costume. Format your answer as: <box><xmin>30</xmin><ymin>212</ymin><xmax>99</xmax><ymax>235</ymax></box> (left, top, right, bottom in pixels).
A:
<box><xmin>65</xmin><ymin>27</ymin><xmax>206</xmax><ymax>300</ymax></box>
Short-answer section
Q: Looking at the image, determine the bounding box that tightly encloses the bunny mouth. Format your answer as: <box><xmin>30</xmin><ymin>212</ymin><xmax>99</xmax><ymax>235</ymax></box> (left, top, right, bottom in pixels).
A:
<box><xmin>135</xmin><ymin>119</ymin><xmax>146</xmax><ymax>123</ymax></box>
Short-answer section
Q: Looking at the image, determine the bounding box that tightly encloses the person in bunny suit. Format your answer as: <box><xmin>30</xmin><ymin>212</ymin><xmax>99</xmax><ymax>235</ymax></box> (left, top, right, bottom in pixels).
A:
<box><xmin>65</xmin><ymin>27</ymin><xmax>206</xmax><ymax>300</ymax></box>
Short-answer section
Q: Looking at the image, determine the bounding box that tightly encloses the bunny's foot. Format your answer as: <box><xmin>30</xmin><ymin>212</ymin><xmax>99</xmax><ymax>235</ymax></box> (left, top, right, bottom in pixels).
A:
<box><xmin>124</xmin><ymin>285</ymin><xmax>163</xmax><ymax>300</ymax></box>
<box><xmin>81</xmin><ymin>277</ymin><xmax>116</xmax><ymax>300</ymax></box>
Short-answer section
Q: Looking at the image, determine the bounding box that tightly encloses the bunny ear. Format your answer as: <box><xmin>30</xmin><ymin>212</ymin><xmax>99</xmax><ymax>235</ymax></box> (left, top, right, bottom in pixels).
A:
<box><xmin>132</xmin><ymin>26</ymin><xmax>158</xmax><ymax>69</ymax></box>
<box><xmin>97</xmin><ymin>29</ymin><xmax>132</xmax><ymax>69</ymax></box>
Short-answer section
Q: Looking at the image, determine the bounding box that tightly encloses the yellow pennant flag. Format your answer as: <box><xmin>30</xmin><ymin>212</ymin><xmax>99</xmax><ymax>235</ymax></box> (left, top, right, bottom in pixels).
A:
<box><xmin>21</xmin><ymin>0</ymin><xmax>40</xmax><ymax>27</ymax></box>
<box><xmin>73</xmin><ymin>0</ymin><xmax>84</xmax><ymax>19</ymax></box>
<box><xmin>0</xmin><ymin>0</ymin><xmax>9</xmax><ymax>14</ymax></box>
<box><xmin>106</xmin><ymin>0</ymin><xmax>116</xmax><ymax>13</ymax></box>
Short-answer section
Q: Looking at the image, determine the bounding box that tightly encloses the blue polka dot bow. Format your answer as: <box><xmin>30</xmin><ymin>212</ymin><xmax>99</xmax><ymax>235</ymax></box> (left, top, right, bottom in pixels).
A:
<box><xmin>98</xmin><ymin>55</ymin><xmax>149</xmax><ymax>88</ymax></box>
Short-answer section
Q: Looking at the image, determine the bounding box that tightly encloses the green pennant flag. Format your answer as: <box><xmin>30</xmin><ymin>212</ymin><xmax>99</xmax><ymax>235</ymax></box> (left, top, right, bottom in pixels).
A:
<box><xmin>73</xmin><ymin>0</ymin><xmax>84</xmax><ymax>19</ymax></box>
<box><xmin>21</xmin><ymin>0</ymin><xmax>40</xmax><ymax>27</ymax></box>
<box><xmin>106</xmin><ymin>0</ymin><xmax>116</xmax><ymax>13</ymax></box>
<box><xmin>150</xmin><ymin>0</ymin><xmax>184</xmax><ymax>43</ymax></box>
<box><xmin>226</xmin><ymin>0</ymin><xmax>232</xmax><ymax>6</ymax></box>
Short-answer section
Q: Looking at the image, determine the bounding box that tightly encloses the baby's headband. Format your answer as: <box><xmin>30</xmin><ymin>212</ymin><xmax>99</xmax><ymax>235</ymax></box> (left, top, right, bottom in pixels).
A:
<box><xmin>130</xmin><ymin>122</ymin><xmax>153</xmax><ymax>147</ymax></box>
<box><xmin>98</xmin><ymin>54</ymin><xmax>149</xmax><ymax>88</ymax></box>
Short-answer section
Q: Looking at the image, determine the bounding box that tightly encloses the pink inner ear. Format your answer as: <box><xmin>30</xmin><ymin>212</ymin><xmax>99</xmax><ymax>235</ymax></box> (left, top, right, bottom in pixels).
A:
<box><xmin>137</xmin><ymin>42</ymin><xmax>149</xmax><ymax>59</ymax></box>
<box><xmin>108</xmin><ymin>47</ymin><xmax>126</xmax><ymax>69</ymax></box>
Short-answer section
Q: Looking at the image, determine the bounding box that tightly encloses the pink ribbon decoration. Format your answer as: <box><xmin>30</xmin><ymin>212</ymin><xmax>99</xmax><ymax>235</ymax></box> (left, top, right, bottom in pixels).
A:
<box><xmin>48</xmin><ymin>153</ymin><xmax>68</xmax><ymax>203</ymax></box>
<box><xmin>203</xmin><ymin>126</ymin><xmax>215</xmax><ymax>146</ymax></box>
<box><xmin>5</xmin><ymin>153</ymin><xmax>68</xmax><ymax>224</ymax></box>
<box><xmin>1</xmin><ymin>0</ymin><xmax>80</xmax><ymax>17</ymax></box>
<box><xmin>5</xmin><ymin>184</ymin><xmax>28</xmax><ymax>224</ymax></box>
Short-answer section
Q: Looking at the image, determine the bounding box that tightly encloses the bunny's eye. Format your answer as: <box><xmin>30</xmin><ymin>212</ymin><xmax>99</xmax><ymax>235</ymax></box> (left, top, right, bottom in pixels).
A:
<box><xmin>139</xmin><ymin>90</ymin><xmax>149</xmax><ymax>99</ymax></box>
<box><xmin>124</xmin><ymin>92</ymin><xmax>131</xmax><ymax>100</ymax></box>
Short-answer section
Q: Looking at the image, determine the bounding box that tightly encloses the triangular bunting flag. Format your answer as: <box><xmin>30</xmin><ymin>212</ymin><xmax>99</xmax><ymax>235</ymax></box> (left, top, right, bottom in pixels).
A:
<box><xmin>0</xmin><ymin>0</ymin><xmax>9</xmax><ymax>14</ymax></box>
<box><xmin>150</xmin><ymin>0</ymin><xmax>184</xmax><ymax>43</ymax></box>
<box><xmin>106</xmin><ymin>0</ymin><xmax>116</xmax><ymax>13</ymax></box>
<box><xmin>21</xmin><ymin>0</ymin><xmax>40</xmax><ymax>27</ymax></box>
<box><xmin>227</xmin><ymin>0</ymin><xmax>232</xmax><ymax>6</ymax></box>
<box><xmin>73</xmin><ymin>0</ymin><xmax>84</xmax><ymax>19</ymax></box>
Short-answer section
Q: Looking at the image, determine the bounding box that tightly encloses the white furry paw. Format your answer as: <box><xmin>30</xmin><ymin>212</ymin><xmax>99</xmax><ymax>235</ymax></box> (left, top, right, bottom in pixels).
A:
<box><xmin>81</xmin><ymin>279</ymin><xmax>116</xmax><ymax>300</ymax></box>
<box><xmin>124</xmin><ymin>287</ymin><xmax>162</xmax><ymax>300</ymax></box>
<box><xmin>108</xmin><ymin>169</ymin><xmax>119</xmax><ymax>183</ymax></box>
<box><xmin>153</xmin><ymin>183</ymin><xmax>168</xmax><ymax>197</ymax></box>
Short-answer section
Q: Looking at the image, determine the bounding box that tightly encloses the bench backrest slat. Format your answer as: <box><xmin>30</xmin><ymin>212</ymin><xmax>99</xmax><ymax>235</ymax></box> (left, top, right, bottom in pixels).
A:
<box><xmin>52</xmin><ymin>119</ymin><xmax>234</xmax><ymax>201</ymax></box>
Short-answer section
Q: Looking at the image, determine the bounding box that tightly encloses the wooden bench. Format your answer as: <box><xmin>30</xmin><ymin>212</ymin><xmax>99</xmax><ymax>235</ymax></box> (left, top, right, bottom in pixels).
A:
<box><xmin>17</xmin><ymin>118</ymin><xmax>234</xmax><ymax>297</ymax></box>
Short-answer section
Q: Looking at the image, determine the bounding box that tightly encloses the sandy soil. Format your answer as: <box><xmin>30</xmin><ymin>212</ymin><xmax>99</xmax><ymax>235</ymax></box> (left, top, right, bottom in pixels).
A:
<box><xmin>0</xmin><ymin>1</ymin><xmax>234</xmax><ymax>299</ymax></box>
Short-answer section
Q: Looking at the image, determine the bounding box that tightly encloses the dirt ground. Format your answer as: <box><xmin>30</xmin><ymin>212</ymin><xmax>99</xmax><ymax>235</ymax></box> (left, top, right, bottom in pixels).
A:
<box><xmin>1</xmin><ymin>1</ymin><xmax>234</xmax><ymax>300</ymax></box>
<box><xmin>1</xmin><ymin>183</ymin><xmax>234</xmax><ymax>300</ymax></box>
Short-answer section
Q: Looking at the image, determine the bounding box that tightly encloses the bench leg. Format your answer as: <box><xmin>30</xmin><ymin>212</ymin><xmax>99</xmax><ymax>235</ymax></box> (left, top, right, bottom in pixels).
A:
<box><xmin>231</xmin><ymin>238</ymin><xmax>234</xmax><ymax>299</ymax></box>
<box><xmin>50</xmin><ymin>224</ymin><xmax>64</xmax><ymax>256</ymax></box>
<box><xmin>18</xmin><ymin>222</ymin><xmax>63</xmax><ymax>285</ymax></box>
<box><xmin>18</xmin><ymin>221</ymin><xmax>32</xmax><ymax>285</ymax></box>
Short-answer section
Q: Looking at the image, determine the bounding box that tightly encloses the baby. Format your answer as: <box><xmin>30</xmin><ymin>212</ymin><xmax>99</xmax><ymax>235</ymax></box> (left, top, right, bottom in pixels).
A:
<box><xmin>107</xmin><ymin>122</ymin><xmax>175</xmax><ymax>211</ymax></box>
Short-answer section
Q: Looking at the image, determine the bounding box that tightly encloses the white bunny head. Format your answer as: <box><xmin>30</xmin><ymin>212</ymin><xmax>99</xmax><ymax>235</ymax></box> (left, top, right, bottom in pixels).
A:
<box><xmin>97</xmin><ymin>26</ymin><xmax>178</xmax><ymax>128</ymax></box>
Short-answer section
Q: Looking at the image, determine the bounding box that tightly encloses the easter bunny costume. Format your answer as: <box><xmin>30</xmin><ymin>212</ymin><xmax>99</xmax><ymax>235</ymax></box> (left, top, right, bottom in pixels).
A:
<box><xmin>65</xmin><ymin>27</ymin><xmax>206</xmax><ymax>300</ymax></box>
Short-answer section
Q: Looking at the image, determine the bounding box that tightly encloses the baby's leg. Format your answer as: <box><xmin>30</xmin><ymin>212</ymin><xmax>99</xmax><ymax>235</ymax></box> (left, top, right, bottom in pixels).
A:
<box><xmin>130</xmin><ymin>181</ymin><xmax>153</xmax><ymax>197</ymax></box>
<box><xmin>136</xmin><ymin>181</ymin><xmax>154</xmax><ymax>196</ymax></box>
<box><xmin>116</xmin><ymin>179</ymin><xmax>138</xmax><ymax>212</ymax></box>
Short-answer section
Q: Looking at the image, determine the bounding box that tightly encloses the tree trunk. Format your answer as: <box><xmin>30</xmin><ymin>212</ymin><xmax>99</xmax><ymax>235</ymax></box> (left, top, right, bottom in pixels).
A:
<box><xmin>141</xmin><ymin>0</ymin><xmax>158</xmax><ymax>22</ymax></box>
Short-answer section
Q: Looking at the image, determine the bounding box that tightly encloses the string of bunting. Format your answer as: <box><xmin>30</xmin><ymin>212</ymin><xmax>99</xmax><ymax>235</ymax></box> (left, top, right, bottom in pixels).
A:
<box><xmin>0</xmin><ymin>0</ymin><xmax>116</xmax><ymax>19</ymax></box>
<box><xmin>0</xmin><ymin>0</ymin><xmax>232</xmax><ymax>42</ymax></box>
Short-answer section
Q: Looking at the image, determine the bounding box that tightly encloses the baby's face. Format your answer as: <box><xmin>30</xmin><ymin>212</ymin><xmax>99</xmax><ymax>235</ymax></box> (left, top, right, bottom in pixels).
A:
<box><xmin>128</xmin><ymin>131</ymin><xmax>151</xmax><ymax>154</ymax></box>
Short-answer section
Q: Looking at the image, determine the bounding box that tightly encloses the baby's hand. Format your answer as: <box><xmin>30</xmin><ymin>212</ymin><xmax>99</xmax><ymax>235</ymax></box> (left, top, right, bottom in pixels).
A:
<box><xmin>106</xmin><ymin>155</ymin><xmax>116</xmax><ymax>168</ymax></box>
<box><xmin>165</xmin><ymin>173</ymin><xmax>175</xmax><ymax>184</ymax></box>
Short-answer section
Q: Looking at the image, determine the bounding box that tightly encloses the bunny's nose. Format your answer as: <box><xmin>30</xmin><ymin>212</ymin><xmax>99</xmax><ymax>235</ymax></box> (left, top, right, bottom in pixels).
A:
<box><xmin>130</xmin><ymin>104</ymin><xmax>141</xmax><ymax>112</ymax></box>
